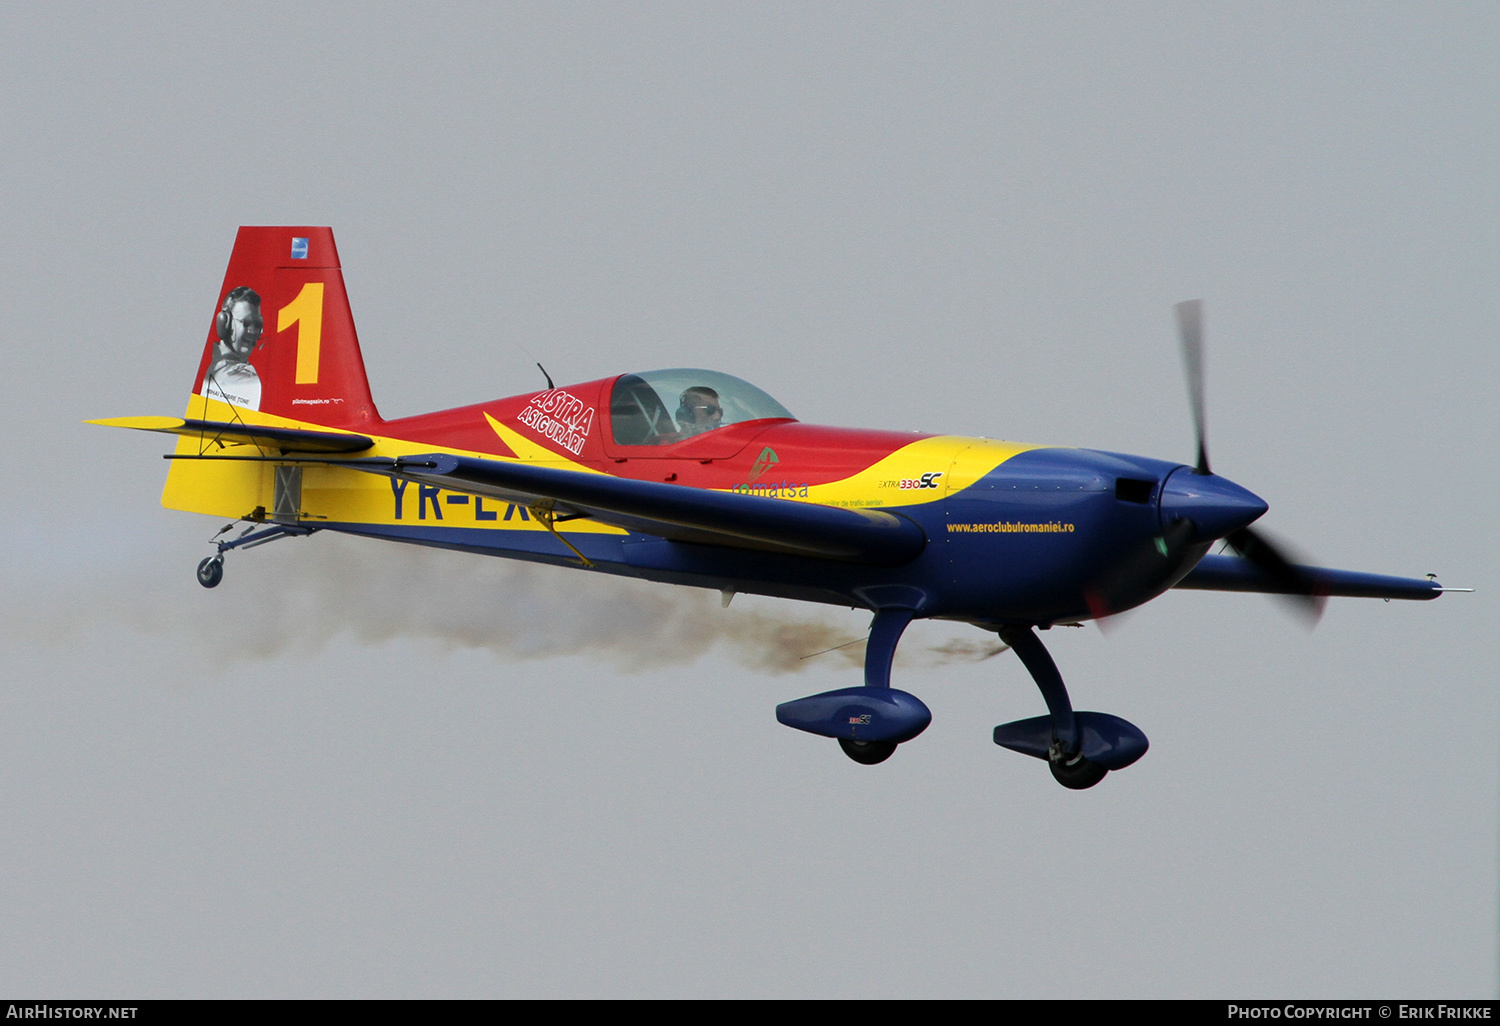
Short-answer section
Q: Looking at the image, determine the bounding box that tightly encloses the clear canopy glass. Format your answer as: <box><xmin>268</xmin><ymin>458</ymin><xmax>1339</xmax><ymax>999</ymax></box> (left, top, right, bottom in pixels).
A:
<box><xmin>609</xmin><ymin>368</ymin><xmax>796</xmax><ymax>446</ymax></box>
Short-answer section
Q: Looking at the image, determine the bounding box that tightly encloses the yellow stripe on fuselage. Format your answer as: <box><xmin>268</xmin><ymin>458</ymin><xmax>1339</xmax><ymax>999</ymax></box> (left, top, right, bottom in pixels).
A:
<box><xmin>146</xmin><ymin>397</ymin><xmax>1048</xmax><ymax>532</ymax></box>
<box><xmin>803</xmin><ymin>436</ymin><xmax>1043</xmax><ymax>508</ymax></box>
<box><xmin>484</xmin><ymin>412</ymin><xmax>604</xmax><ymax>470</ymax></box>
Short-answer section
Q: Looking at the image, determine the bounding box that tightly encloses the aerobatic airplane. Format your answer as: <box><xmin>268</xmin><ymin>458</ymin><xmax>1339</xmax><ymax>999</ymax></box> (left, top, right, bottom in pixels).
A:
<box><xmin>93</xmin><ymin>227</ymin><xmax>1457</xmax><ymax>789</ymax></box>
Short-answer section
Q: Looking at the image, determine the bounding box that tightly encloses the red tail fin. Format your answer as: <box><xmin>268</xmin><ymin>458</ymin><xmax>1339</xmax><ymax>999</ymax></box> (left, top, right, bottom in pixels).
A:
<box><xmin>192</xmin><ymin>227</ymin><xmax>380</xmax><ymax>428</ymax></box>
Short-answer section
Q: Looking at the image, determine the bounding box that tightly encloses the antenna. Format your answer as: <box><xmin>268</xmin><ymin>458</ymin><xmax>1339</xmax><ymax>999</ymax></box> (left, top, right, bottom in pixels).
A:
<box><xmin>537</xmin><ymin>363</ymin><xmax>554</xmax><ymax>390</ymax></box>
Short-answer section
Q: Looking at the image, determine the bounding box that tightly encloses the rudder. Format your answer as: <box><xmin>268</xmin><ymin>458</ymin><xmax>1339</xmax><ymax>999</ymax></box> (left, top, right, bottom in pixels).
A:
<box><xmin>192</xmin><ymin>227</ymin><xmax>380</xmax><ymax>429</ymax></box>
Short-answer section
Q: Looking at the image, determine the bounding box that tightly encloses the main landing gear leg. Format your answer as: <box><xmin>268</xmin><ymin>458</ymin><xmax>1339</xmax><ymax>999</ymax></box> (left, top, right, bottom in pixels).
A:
<box><xmin>775</xmin><ymin>607</ymin><xmax>932</xmax><ymax>765</ymax></box>
<box><xmin>838</xmin><ymin>608</ymin><xmax>916</xmax><ymax>765</ymax></box>
<box><xmin>993</xmin><ymin>626</ymin><xmax>1148</xmax><ymax>790</ymax></box>
<box><xmin>997</xmin><ymin>626</ymin><xmax>1103</xmax><ymax>789</ymax></box>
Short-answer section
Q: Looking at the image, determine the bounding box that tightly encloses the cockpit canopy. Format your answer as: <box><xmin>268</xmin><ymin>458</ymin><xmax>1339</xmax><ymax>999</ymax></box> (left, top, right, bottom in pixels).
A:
<box><xmin>610</xmin><ymin>368</ymin><xmax>796</xmax><ymax>446</ymax></box>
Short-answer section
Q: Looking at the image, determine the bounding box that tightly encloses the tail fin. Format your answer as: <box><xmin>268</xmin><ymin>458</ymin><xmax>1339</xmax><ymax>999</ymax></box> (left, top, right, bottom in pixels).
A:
<box><xmin>192</xmin><ymin>227</ymin><xmax>380</xmax><ymax>428</ymax></box>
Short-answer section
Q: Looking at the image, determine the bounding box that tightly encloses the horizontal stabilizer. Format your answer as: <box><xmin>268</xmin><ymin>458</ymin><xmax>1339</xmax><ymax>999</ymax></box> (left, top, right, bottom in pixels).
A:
<box><xmin>1174</xmin><ymin>554</ymin><xmax>1442</xmax><ymax>601</ymax></box>
<box><xmin>90</xmin><ymin>416</ymin><xmax>374</xmax><ymax>454</ymax></box>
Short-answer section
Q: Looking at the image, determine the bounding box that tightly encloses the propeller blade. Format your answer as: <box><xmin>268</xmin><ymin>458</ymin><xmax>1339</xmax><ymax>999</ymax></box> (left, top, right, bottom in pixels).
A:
<box><xmin>1167</xmin><ymin>301</ymin><xmax>1323</xmax><ymax>625</ymax></box>
<box><xmin>1175</xmin><ymin>299</ymin><xmax>1210</xmax><ymax>475</ymax></box>
<box><xmin>1224</xmin><ymin>526</ymin><xmax>1327</xmax><ymax>624</ymax></box>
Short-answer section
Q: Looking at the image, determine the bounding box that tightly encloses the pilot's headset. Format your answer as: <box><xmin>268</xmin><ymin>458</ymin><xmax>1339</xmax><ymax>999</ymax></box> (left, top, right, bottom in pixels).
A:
<box><xmin>215</xmin><ymin>286</ymin><xmax>264</xmax><ymax>348</ymax></box>
<box><xmin>677</xmin><ymin>388</ymin><xmax>720</xmax><ymax>427</ymax></box>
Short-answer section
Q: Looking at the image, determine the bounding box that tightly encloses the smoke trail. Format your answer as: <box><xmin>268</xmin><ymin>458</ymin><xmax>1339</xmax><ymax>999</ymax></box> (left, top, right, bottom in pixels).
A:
<box><xmin>3</xmin><ymin>529</ymin><xmax>1008</xmax><ymax>674</ymax></box>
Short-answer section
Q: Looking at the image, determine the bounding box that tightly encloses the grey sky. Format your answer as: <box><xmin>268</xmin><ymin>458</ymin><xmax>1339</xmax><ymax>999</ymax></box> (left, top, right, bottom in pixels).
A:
<box><xmin>1</xmin><ymin>3</ymin><xmax>1495</xmax><ymax>997</ymax></box>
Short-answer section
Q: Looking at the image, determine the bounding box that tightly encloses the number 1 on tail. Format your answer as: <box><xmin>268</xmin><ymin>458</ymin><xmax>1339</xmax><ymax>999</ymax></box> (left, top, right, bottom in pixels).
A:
<box><xmin>278</xmin><ymin>282</ymin><xmax>324</xmax><ymax>384</ymax></box>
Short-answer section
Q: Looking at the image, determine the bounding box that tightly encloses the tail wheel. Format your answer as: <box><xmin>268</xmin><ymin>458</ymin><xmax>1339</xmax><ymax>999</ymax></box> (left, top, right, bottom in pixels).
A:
<box><xmin>839</xmin><ymin>738</ymin><xmax>897</xmax><ymax>765</ymax></box>
<box><xmin>196</xmin><ymin>556</ymin><xmax>224</xmax><ymax>589</ymax></box>
<box><xmin>1049</xmin><ymin>752</ymin><xmax>1108</xmax><ymax>790</ymax></box>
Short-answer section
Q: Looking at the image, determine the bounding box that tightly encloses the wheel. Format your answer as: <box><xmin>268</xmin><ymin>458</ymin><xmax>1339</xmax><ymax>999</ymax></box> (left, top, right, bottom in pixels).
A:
<box><xmin>1049</xmin><ymin>752</ymin><xmax>1108</xmax><ymax>790</ymax></box>
<box><xmin>839</xmin><ymin>738</ymin><xmax>897</xmax><ymax>765</ymax></box>
<box><xmin>196</xmin><ymin>556</ymin><xmax>224</xmax><ymax>589</ymax></box>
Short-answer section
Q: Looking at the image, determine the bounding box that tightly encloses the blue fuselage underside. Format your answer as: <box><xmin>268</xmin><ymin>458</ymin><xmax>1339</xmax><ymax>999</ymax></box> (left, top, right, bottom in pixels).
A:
<box><xmin>325</xmin><ymin>448</ymin><xmax>1190</xmax><ymax>626</ymax></box>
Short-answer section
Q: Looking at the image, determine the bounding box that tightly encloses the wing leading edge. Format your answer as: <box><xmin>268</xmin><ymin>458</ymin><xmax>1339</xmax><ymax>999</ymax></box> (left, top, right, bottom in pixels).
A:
<box><xmin>390</xmin><ymin>452</ymin><xmax>927</xmax><ymax>565</ymax></box>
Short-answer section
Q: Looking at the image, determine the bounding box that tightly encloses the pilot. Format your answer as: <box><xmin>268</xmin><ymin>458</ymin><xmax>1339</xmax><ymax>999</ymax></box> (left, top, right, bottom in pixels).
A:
<box><xmin>202</xmin><ymin>285</ymin><xmax>265</xmax><ymax>410</ymax></box>
<box><xmin>676</xmin><ymin>386</ymin><xmax>723</xmax><ymax>438</ymax></box>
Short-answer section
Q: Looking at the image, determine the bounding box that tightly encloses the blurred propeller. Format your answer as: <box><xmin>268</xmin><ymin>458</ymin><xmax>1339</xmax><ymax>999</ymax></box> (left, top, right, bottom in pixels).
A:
<box><xmin>1083</xmin><ymin>301</ymin><xmax>1329</xmax><ymax>625</ymax></box>
<box><xmin>1223</xmin><ymin>527</ymin><xmax>1327</xmax><ymax>624</ymax></box>
<box><xmin>1172</xmin><ymin>300</ymin><xmax>1325</xmax><ymax>625</ymax></box>
<box><xmin>1175</xmin><ymin>299</ymin><xmax>1210</xmax><ymax>475</ymax></box>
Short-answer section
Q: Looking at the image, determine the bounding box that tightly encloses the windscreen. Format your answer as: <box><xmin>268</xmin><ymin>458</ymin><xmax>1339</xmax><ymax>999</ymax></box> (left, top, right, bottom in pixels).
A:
<box><xmin>610</xmin><ymin>368</ymin><xmax>795</xmax><ymax>446</ymax></box>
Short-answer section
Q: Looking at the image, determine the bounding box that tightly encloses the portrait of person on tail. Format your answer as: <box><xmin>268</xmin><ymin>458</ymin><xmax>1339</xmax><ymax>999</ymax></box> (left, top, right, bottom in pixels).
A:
<box><xmin>202</xmin><ymin>285</ymin><xmax>264</xmax><ymax>410</ymax></box>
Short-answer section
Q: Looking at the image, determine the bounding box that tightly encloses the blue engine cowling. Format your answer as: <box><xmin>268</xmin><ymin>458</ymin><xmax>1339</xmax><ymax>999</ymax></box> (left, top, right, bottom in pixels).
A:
<box><xmin>776</xmin><ymin>687</ymin><xmax>932</xmax><ymax>744</ymax></box>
